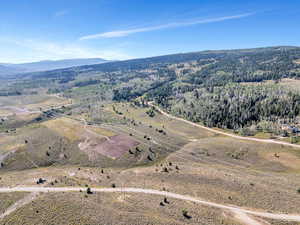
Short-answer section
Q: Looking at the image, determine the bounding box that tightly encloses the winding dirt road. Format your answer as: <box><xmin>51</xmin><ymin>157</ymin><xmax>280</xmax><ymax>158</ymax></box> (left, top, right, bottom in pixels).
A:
<box><xmin>149</xmin><ymin>102</ymin><xmax>300</xmax><ymax>149</ymax></box>
<box><xmin>0</xmin><ymin>186</ymin><xmax>300</xmax><ymax>224</ymax></box>
<box><xmin>0</xmin><ymin>192</ymin><xmax>38</xmax><ymax>220</ymax></box>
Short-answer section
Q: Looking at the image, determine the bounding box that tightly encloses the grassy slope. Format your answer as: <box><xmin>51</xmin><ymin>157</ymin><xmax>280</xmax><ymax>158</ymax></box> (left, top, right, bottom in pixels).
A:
<box><xmin>1</xmin><ymin>103</ymin><xmax>300</xmax><ymax>225</ymax></box>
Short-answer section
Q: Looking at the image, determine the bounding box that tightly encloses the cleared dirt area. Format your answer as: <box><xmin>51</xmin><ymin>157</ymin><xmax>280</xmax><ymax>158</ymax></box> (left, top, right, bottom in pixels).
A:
<box><xmin>94</xmin><ymin>134</ymin><xmax>138</xmax><ymax>159</ymax></box>
<box><xmin>79</xmin><ymin>133</ymin><xmax>139</xmax><ymax>159</ymax></box>
<box><xmin>77</xmin><ymin>118</ymin><xmax>139</xmax><ymax>159</ymax></box>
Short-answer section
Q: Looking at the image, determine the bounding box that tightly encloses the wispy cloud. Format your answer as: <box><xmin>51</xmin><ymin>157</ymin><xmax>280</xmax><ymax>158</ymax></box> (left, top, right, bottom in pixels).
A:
<box><xmin>54</xmin><ymin>10</ymin><xmax>69</xmax><ymax>18</ymax></box>
<box><xmin>18</xmin><ymin>40</ymin><xmax>130</xmax><ymax>60</ymax></box>
<box><xmin>0</xmin><ymin>38</ymin><xmax>131</xmax><ymax>63</ymax></box>
<box><xmin>80</xmin><ymin>12</ymin><xmax>255</xmax><ymax>40</ymax></box>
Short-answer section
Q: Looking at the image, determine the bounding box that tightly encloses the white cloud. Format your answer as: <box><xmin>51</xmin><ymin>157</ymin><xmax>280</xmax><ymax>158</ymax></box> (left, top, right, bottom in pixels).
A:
<box><xmin>80</xmin><ymin>12</ymin><xmax>255</xmax><ymax>40</ymax></box>
<box><xmin>0</xmin><ymin>38</ymin><xmax>131</xmax><ymax>63</ymax></box>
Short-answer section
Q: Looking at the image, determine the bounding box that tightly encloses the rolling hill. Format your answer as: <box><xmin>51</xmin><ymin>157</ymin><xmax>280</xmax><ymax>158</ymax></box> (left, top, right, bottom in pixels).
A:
<box><xmin>1</xmin><ymin>46</ymin><xmax>300</xmax><ymax>225</ymax></box>
<box><xmin>0</xmin><ymin>58</ymin><xmax>109</xmax><ymax>77</ymax></box>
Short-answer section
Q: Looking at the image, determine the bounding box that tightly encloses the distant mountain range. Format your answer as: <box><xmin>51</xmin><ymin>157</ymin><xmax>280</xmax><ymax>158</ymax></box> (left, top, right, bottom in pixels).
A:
<box><xmin>0</xmin><ymin>58</ymin><xmax>108</xmax><ymax>76</ymax></box>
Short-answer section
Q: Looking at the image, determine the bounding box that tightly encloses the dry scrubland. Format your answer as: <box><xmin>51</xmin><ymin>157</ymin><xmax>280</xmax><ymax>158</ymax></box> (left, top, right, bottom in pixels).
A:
<box><xmin>0</xmin><ymin>95</ymin><xmax>70</xmax><ymax>112</ymax></box>
<box><xmin>0</xmin><ymin>94</ymin><xmax>71</xmax><ymax>135</ymax></box>
<box><xmin>0</xmin><ymin>192</ymin><xmax>242</xmax><ymax>225</ymax></box>
<box><xmin>1</xmin><ymin>102</ymin><xmax>300</xmax><ymax>224</ymax></box>
<box><xmin>0</xmin><ymin>193</ymin><xmax>27</xmax><ymax>214</ymax></box>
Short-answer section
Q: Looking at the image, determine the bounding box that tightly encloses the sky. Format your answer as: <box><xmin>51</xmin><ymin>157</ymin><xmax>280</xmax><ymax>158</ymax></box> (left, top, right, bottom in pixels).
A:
<box><xmin>0</xmin><ymin>0</ymin><xmax>300</xmax><ymax>63</ymax></box>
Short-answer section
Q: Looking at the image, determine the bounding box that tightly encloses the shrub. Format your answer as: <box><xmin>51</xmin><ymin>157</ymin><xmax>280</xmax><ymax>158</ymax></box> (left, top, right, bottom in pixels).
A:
<box><xmin>87</xmin><ymin>187</ymin><xmax>93</xmax><ymax>194</ymax></box>
<box><xmin>182</xmin><ymin>209</ymin><xmax>191</xmax><ymax>219</ymax></box>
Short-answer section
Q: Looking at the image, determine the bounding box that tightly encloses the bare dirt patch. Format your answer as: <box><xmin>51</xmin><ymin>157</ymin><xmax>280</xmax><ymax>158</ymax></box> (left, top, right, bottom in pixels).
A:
<box><xmin>80</xmin><ymin>134</ymin><xmax>139</xmax><ymax>159</ymax></box>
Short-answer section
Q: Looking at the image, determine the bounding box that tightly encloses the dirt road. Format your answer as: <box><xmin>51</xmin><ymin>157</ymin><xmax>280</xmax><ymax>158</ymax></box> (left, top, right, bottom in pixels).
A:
<box><xmin>0</xmin><ymin>192</ymin><xmax>38</xmax><ymax>220</ymax></box>
<box><xmin>149</xmin><ymin>102</ymin><xmax>300</xmax><ymax>149</ymax></box>
<box><xmin>0</xmin><ymin>186</ymin><xmax>300</xmax><ymax>224</ymax></box>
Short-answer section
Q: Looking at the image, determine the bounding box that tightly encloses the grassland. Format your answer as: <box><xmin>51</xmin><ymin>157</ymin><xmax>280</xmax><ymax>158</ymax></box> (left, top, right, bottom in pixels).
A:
<box><xmin>0</xmin><ymin>94</ymin><xmax>70</xmax><ymax>111</ymax></box>
<box><xmin>0</xmin><ymin>191</ymin><xmax>242</xmax><ymax>225</ymax></box>
<box><xmin>0</xmin><ymin>193</ymin><xmax>27</xmax><ymax>214</ymax></box>
<box><xmin>1</xmin><ymin>100</ymin><xmax>300</xmax><ymax>225</ymax></box>
<box><xmin>2</xmin><ymin>47</ymin><xmax>300</xmax><ymax>224</ymax></box>
<box><xmin>277</xmin><ymin>78</ymin><xmax>300</xmax><ymax>93</ymax></box>
<box><xmin>0</xmin><ymin>94</ymin><xmax>73</xmax><ymax>134</ymax></box>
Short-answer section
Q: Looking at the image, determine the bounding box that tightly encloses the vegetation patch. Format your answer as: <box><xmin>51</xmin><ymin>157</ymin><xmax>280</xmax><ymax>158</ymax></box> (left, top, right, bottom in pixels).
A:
<box><xmin>89</xmin><ymin>126</ymin><xmax>116</xmax><ymax>137</ymax></box>
<box><xmin>43</xmin><ymin>117</ymin><xmax>83</xmax><ymax>141</ymax></box>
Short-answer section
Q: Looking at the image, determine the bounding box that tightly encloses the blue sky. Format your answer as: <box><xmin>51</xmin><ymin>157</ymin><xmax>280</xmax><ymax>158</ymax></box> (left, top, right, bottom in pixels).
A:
<box><xmin>0</xmin><ymin>0</ymin><xmax>300</xmax><ymax>63</ymax></box>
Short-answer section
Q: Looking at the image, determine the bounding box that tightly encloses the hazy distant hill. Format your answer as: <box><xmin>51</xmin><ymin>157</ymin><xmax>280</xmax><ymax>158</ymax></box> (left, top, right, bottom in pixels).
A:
<box><xmin>0</xmin><ymin>64</ymin><xmax>26</xmax><ymax>76</ymax></box>
<box><xmin>0</xmin><ymin>58</ymin><xmax>108</xmax><ymax>76</ymax></box>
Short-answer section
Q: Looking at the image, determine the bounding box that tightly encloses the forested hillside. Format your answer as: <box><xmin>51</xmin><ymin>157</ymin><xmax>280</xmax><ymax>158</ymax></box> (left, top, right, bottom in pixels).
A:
<box><xmin>1</xmin><ymin>46</ymin><xmax>300</xmax><ymax>136</ymax></box>
<box><xmin>150</xmin><ymin>82</ymin><xmax>300</xmax><ymax>135</ymax></box>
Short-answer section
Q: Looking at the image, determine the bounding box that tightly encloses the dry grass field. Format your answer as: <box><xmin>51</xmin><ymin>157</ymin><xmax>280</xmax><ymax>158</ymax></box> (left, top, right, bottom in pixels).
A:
<box><xmin>0</xmin><ymin>108</ymin><xmax>12</xmax><ymax>117</ymax></box>
<box><xmin>277</xmin><ymin>78</ymin><xmax>300</xmax><ymax>93</ymax></box>
<box><xmin>1</xmin><ymin>101</ymin><xmax>300</xmax><ymax>224</ymax></box>
<box><xmin>0</xmin><ymin>94</ymin><xmax>72</xmax><ymax>134</ymax></box>
<box><xmin>241</xmin><ymin>78</ymin><xmax>300</xmax><ymax>93</ymax></box>
<box><xmin>0</xmin><ymin>193</ymin><xmax>27</xmax><ymax>215</ymax></box>
<box><xmin>0</xmin><ymin>95</ymin><xmax>70</xmax><ymax>112</ymax></box>
<box><xmin>43</xmin><ymin>117</ymin><xmax>86</xmax><ymax>142</ymax></box>
<box><xmin>0</xmin><ymin>191</ymin><xmax>243</xmax><ymax>225</ymax></box>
